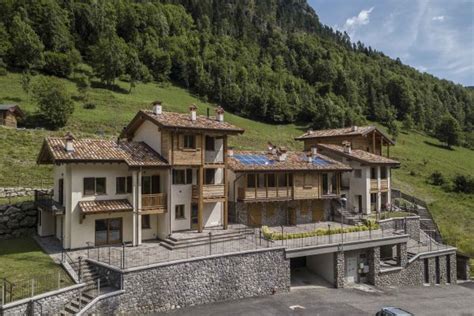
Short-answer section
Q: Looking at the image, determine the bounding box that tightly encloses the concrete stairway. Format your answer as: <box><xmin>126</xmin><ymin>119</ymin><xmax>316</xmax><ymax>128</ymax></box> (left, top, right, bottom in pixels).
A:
<box><xmin>58</xmin><ymin>260</ymin><xmax>111</xmax><ymax>315</ymax></box>
<box><xmin>160</xmin><ymin>228</ymin><xmax>255</xmax><ymax>250</ymax></box>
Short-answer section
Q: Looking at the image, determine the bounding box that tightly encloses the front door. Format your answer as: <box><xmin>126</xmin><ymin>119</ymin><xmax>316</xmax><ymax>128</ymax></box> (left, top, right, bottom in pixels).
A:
<box><xmin>95</xmin><ymin>218</ymin><xmax>122</xmax><ymax>246</ymax></box>
<box><xmin>289</xmin><ymin>208</ymin><xmax>296</xmax><ymax>225</ymax></box>
<box><xmin>191</xmin><ymin>203</ymin><xmax>199</xmax><ymax>229</ymax></box>
<box><xmin>345</xmin><ymin>256</ymin><xmax>358</xmax><ymax>284</ymax></box>
<box><xmin>357</xmin><ymin>195</ymin><xmax>363</xmax><ymax>213</ymax></box>
<box><xmin>248</xmin><ymin>204</ymin><xmax>261</xmax><ymax>227</ymax></box>
<box><xmin>312</xmin><ymin>200</ymin><xmax>324</xmax><ymax>222</ymax></box>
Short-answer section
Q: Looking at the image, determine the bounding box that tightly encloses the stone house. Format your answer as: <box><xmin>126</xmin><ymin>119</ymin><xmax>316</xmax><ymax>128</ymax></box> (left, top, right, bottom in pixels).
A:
<box><xmin>0</xmin><ymin>104</ymin><xmax>24</xmax><ymax>128</ymax></box>
<box><xmin>36</xmin><ymin>102</ymin><xmax>243</xmax><ymax>249</ymax></box>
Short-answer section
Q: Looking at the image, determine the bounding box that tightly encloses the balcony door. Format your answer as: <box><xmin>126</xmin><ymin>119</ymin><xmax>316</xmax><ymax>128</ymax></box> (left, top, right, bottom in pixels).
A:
<box><xmin>95</xmin><ymin>218</ymin><xmax>122</xmax><ymax>246</ymax></box>
<box><xmin>191</xmin><ymin>203</ymin><xmax>199</xmax><ymax>229</ymax></box>
<box><xmin>142</xmin><ymin>175</ymin><xmax>160</xmax><ymax>194</ymax></box>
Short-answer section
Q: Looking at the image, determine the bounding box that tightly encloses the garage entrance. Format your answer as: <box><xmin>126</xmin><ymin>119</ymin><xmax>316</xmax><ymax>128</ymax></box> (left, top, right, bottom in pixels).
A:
<box><xmin>290</xmin><ymin>254</ymin><xmax>335</xmax><ymax>288</ymax></box>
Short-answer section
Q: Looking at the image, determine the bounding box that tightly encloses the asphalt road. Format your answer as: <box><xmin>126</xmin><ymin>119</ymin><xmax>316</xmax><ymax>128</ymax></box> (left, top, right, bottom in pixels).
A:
<box><xmin>158</xmin><ymin>282</ymin><xmax>474</xmax><ymax>316</ymax></box>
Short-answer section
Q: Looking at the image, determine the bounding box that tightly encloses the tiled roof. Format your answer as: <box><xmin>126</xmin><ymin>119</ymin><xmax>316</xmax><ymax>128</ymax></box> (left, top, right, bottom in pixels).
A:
<box><xmin>0</xmin><ymin>104</ymin><xmax>24</xmax><ymax>117</ymax></box>
<box><xmin>295</xmin><ymin>125</ymin><xmax>394</xmax><ymax>144</ymax></box>
<box><xmin>79</xmin><ymin>199</ymin><xmax>133</xmax><ymax>214</ymax></box>
<box><xmin>38</xmin><ymin>137</ymin><xmax>169</xmax><ymax>167</ymax></box>
<box><xmin>227</xmin><ymin>150</ymin><xmax>351</xmax><ymax>172</ymax></box>
<box><xmin>140</xmin><ymin>110</ymin><xmax>244</xmax><ymax>133</ymax></box>
<box><xmin>316</xmin><ymin>144</ymin><xmax>400</xmax><ymax>166</ymax></box>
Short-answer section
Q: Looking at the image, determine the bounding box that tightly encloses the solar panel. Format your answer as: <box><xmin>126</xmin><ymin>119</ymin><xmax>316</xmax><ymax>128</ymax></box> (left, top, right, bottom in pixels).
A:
<box><xmin>313</xmin><ymin>157</ymin><xmax>330</xmax><ymax>166</ymax></box>
<box><xmin>234</xmin><ymin>154</ymin><xmax>274</xmax><ymax>165</ymax></box>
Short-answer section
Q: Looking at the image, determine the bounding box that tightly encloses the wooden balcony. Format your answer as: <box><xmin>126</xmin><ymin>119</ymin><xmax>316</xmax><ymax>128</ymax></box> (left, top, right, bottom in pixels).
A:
<box><xmin>192</xmin><ymin>184</ymin><xmax>225</xmax><ymax>200</ymax></box>
<box><xmin>141</xmin><ymin>193</ymin><xmax>167</xmax><ymax>214</ymax></box>
<box><xmin>380</xmin><ymin>179</ymin><xmax>389</xmax><ymax>191</ymax></box>
<box><xmin>370</xmin><ymin>179</ymin><xmax>379</xmax><ymax>192</ymax></box>
<box><xmin>34</xmin><ymin>190</ymin><xmax>64</xmax><ymax>215</ymax></box>
<box><xmin>238</xmin><ymin>187</ymin><xmax>293</xmax><ymax>202</ymax></box>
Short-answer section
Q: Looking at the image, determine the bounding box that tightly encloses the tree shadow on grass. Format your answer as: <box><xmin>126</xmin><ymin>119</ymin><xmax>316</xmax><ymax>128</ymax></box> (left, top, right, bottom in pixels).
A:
<box><xmin>90</xmin><ymin>80</ymin><xmax>129</xmax><ymax>94</ymax></box>
<box><xmin>1</xmin><ymin>97</ymin><xmax>23</xmax><ymax>103</ymax></box>
<box><xmin>424</xmin><ymin>140</ymin><xmax>454</xmax><ymax>151</ymax></box>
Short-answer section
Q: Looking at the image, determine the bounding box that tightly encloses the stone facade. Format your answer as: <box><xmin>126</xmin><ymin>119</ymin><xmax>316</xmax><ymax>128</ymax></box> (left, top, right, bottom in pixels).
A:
<box><xmin>90</xmin><ymin>248</ymin><xmax>290</xmax><ymax>314</ymax></box>
<box><xmin>0</xmin><ymin>284</ymin><xmax>85</xmax><ymax>316</ymax></box>
<box><xmin>334</xmin><ymin>252</ymin><xmax>345</xmax><ymax>288</ymax></box>
<box><xmin>367</xmin><ymin>247</ymin><xmax>380</xmax><ymax>285</ymax></box>
<box><xmin>0</xmin><ymin>201</ymin><xmax>37</xmax><ymax>240</ymax></box>
<box><xmin>232</xmin><ymin>200</ymin><xmax>323</xmax><ymax>227</ymax></box>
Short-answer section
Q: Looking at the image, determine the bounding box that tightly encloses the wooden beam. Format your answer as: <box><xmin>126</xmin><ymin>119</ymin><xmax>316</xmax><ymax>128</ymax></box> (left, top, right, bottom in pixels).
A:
<box><xmin>198</xmin><ymin>133</ymin><xmax>205</xmax><ymax>233</ymax></box>
<box><xmin>387</xmin><ymin>143</ymin><xmax>390</xmax><ymax>158</ymax></box>
<box><xmin>372</xmin><ymin>132</ymin><xmax>376</xmax><ymax>154</ymax></box>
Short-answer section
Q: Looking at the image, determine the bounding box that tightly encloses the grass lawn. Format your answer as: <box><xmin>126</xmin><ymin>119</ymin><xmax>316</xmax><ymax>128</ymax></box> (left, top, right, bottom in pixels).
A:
<box><xmin>0</xmin><ymin>237</ymin><xmax>72</xmax><ymax>301</ymax></box>
<box><xmin>0</xmin><ymin>71</ymin><xmax>473</xmax><ymax>264</ymax></box>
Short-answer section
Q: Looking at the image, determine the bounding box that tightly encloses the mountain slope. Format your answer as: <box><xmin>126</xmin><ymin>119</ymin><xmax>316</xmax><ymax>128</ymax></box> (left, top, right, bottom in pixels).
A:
<box><xmin>0</xmin><ymin>0</ymin><xmax>472</xmax><ymax>140</ymax></box>
<box><xmin>1</xmin><ymin>72</ymin><xmax>473</xmax><ymax>262</ymax></box>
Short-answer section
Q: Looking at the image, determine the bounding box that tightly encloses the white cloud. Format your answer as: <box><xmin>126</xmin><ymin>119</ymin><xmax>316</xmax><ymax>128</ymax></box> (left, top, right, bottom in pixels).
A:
<box><xmin>432</xmin><ymin>15</ymin><xmax>445</xmax><ymax>21</ymax></box>
<box><xmin>343</xmin><ymin>7</ymin><xmax>374</xmax><ymax>36</ymax></box>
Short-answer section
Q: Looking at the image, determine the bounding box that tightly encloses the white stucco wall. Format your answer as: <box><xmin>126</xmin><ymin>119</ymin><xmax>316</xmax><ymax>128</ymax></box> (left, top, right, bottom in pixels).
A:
<box><xmin>203</xmin><ymin>202</ymin><xmax>223</xmax><ymax>227</ymax></box>
<box><xmin>37</xmin><ymin>209</ymin><xmax>55</xmax><ymax>237</ymax></box>
<box><xmin>306</xmin><ymin>253</ymin><xmax>335</xmax><ymax>284</ymax></box>
<box><xmin>171</xmin><ymin>183</ymin><xmax>192</xmax><ymax>231</ymax></box>
<box><xmin>204</xmin><ymin>137</ymin><xmax>224</xmax><ymax>163</ymax></box>
<box><xmin>132</xmin><ymin>120</ymin><xmax>162</xmax><ymax>154</ymax></box>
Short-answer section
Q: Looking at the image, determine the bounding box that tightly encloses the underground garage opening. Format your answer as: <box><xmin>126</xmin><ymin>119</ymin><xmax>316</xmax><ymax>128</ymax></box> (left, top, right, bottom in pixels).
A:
<box><xmin>290</xmin><ymin>254</ymin><xmax>335</xmax><ymax>288</ymax></box>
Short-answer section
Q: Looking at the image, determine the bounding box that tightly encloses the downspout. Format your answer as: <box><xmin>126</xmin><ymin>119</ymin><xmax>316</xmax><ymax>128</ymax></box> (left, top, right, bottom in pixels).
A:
<box><xmin>233</xmin><ymin>173</ymin><xmax>245</xmax><ymax>224</ymax></box>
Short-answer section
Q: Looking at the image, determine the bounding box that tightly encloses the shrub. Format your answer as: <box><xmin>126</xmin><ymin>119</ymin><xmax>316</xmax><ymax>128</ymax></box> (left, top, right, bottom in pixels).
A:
<box><xmin>452</xmin><ymin>175</ymin><xmax>474</xmax><ymax>194</ymax></box>
<box><xmin>32</xmin><ymin>76</ymin><xmax>74</xmax><ymax>129</ymax></box>
<box><xmin>428</xmin><ymin>171</ymin><xmax>445</xmax><ymax>186</ymax></box>
<box><xmin>43</xmin><ymin>51</ymin><xmax>73</xmax><ymax>77</ymax></box>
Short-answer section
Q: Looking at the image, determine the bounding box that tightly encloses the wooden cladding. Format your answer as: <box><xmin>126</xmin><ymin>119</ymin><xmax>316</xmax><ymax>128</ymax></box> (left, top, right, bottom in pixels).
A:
<box><xmin>370</xmin><ymin>179</ymin><xmax>379</xmax><ymax>192</ymax></box>
<box><xmin>380</xmin><ymin>179</ymin><xmax>389</xmax><ymax>191</ymax></box>
<box><xmin>293</xmin><ymin>172</ymin><xmax>320</xmax><ymax>200</ymax></box>
<box><xmin>0</xmin><ymin>112</ymin><xmax>18</xmax><ymax>128</ymax></box>
<box><xmin>141</xmin><ymin>193</ymin><xmax>167</xmax><ymax>213</ymax></box>
<box><xmin>192</xmin><ymin>184</ymin><xmax>225</xmax><ymax>200</ymax></box>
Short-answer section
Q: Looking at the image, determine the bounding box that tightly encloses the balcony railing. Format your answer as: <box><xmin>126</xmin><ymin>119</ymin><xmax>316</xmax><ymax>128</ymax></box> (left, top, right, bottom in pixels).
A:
<box><xmin>34</xmin><ymin>190</ymin><xmax>64</xmax><ymax>215</ymax></box>
<box><xmin>380</xmin><ymin>179</ymin><xmax>389</xmax><ymax>191</ymax></box>
<box><xmin>238</xmin><ymin>187</ymin><xmax>292</xmax><ymax>201</ymax></box>
<box><xmin>192</xmin><ymin>184</ymin><xmax>225</xmax><ymax>200</ymax></box>
<box><xmin>141</xmin><ymin>193</ymin><xmax>167</xmax><ymax>213</ymax></box>
<box><xmin>370</xmin><ymin>179</ymin><xmax>378</xmax><ymax>191</ymax></box>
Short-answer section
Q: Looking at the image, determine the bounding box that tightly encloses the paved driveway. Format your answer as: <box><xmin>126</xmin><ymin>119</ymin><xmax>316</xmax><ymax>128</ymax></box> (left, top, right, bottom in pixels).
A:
<box><xmin>157</xmin><ymin>282</ymin><xmax>474</xmax><ymax>316</ymax></box>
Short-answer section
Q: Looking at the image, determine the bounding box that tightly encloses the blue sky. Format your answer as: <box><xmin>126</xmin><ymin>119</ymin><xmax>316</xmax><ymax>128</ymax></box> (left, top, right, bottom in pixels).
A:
<box><xmin>308</xmin><ymin>0</ymin><xmax>474</xmax><ymax>86</ymax></box>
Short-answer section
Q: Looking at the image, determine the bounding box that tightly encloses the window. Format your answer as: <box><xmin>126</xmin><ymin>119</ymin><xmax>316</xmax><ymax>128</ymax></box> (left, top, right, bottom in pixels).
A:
<box><xmin>322</xmin><ymin>173</ymin><xmax>336</xmax><ymax>195</ymax></box>
<box><xmin>205</xmin><ymin>169</ymin><xmax>215</xmax><ymax>185</ymax></box>
<box><xmin>303</xmin><ymin>173</ymin><xmax>312</xmax><ymax>188</ymax></box>
<box><xmin>354</xmin><ymin>169</ymin><xmax>362</xmax><ymax>178</ymax></box>
<box><xmin>266</xmin><ymin>174</ymin><xmax>276</xmax><ymax>187</ymax></box>
<box><xmin>247</xmin><ymin>174</ymin><xmax>256</xmax><ymax>188</ymax></box>
<box><xmin>322</xmin><ymin>173</ymin><xmax>328</xmax><ymax>193</ymax></box>
<box><xmin>83</xmin><ymin>177</ymin><xmax>106</xmax><ymax>196</ymax></box>
<box><xmin>380</xmin><ymin>167</ymin><xmax>387</xmax><ymax>179</ymax></box>
<box><xmin>117</xmin><ymin>176</ymin><xmax>137</xmax><ymax>194</ymax></box>
<box><xmin>205</xmin><ymin>136</ymin><xmax>215</xmax><ymax>151</ymax></box>
<box><xmin>183</xmin><ymin>135</ymin><xmax>196</xmax><ymax>149</ymax></box>
<box><xmin>175</xmin><ymin>204</ymin><xmax>185</xmax><ymax>219</ymax></box>
<box><xmin>141</xmin><ymin>215</ymin><xmax>151</xmax><ymax>229</ymax></box>
<box><xmin>278</xmin><ymin>173</ymin><xmax>288</xmax><ymax>187</ymax></box>
<box><xmin>371</xmin><ymin>167</ymin><xmax>377</xmax><ymax>179</ymax></box>
<box><xmin>142</xmin><ymin>175</ymin><xmax>160</xmax><ymax>194</ymax></box>
<box><xmin>172</xmin><ymin>169</ymin><xmax>192</xmax><ymax>185</ymax></box>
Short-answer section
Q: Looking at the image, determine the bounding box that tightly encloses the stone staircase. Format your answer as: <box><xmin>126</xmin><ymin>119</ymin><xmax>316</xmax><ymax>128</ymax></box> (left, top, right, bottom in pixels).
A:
<box><xmin>160</xmin><ymin>228</ymin><xmax>255</xmax><ymax>250</ymax></box>
<box><xmin>59</xmin><ymin>260</ymin><xmax>112</xmax><ymax>315</ymax></box>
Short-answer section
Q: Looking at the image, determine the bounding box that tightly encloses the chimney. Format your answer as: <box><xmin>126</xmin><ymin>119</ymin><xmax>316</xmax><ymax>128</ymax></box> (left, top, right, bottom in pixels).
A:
<box><xmin>343</xmin><ymin>141</ymin><xmax>352</xmax><ymax>154</ymax></box>
<box><xmin>215</xmin><ymin>106</ymin><xmax>224</xmax><ymax>122</ymax></box>
<box><xmin>227</xmin><ymin>147</ymin><xmax>234</xmax><ymax>157</ymax></box>
<box><xmin>311</xmin><ymin>146</ymin><xmax>318</xmax><ymax>156</ymax></box>
<box><xmin>307</xmin><ymin>153</ymin><xmax>313</xmax><ymax>163</ymax></box>
<box><xmin>65</xmin><ymin>132</ymin><xmax>75</xmax><ymax>152</ymax></box>
<box><xmin>352</xmin><ymin>125</ymin><xmax>358</xmax><ymax>132</ymax></box>
<box><xmin>267</xmin><ymin>142</ymin><xmax>277</xmax><ymax>155</ymax></box>
<box><xmin>152</xmin><ymin>101</ymin><xmax>162</xmax><ymax>115</ymax></box>
<box><xmin>189</xmin><ymin>104</ymin><xmax>197</xmax><ymax>121</ymax></box>
<box><xmin>277</xmin><ymin>147</ymin><xmax>287</xmax><ymax>161</ymax></box>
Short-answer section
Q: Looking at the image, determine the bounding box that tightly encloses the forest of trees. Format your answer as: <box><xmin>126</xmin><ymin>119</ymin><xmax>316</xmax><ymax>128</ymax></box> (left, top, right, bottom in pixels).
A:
<box><xmin>0</xmin><ymin>0</ymin><xmax>472</xmax><ymax>145</ymax></box>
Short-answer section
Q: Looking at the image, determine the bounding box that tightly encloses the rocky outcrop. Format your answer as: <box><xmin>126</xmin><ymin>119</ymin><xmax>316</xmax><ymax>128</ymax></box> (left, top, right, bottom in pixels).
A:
<box><xmin>0</xmin><ymin>201</ymin><xmax>37</xmax><ymax>240</ymax></box>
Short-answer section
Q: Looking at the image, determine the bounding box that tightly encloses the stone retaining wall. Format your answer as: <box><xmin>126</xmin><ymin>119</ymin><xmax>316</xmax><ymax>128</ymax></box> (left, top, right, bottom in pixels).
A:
<box><xmin>0</xmin><ymin>284</ymin><xmax>85</xmax><ymax>316</ymax></box>
<box><xmin>0</xmin><ymin>187</ymin><xmax>50</xmax><ymax>198</ymax></box>
<box><xmin>0</xmin><ymin>201</ymin><xmax>37</xmax><ymax>240</ymax></box>
<box><xmin>89</xmin><ymin>248</ymin><xmax>290</xmax><ymax>314</ymax></box>
<box><xmin>378</xmin><ymin>216</ymin><xmax>420</xmax><ymax>241</ymax></box>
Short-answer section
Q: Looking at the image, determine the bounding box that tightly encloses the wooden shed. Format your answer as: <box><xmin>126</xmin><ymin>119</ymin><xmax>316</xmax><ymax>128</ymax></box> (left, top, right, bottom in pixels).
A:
<box><xmin>0</xmin><ymin>104</ymin><xmax>24</xmax><ymax>128</ymax></box>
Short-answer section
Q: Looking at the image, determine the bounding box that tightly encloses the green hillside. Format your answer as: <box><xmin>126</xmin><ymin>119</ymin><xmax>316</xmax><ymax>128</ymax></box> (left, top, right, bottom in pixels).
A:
<box><xmin>1</xmin><ymin>72</ymin><xmax>473</xmax><ymax>260</ymax></box>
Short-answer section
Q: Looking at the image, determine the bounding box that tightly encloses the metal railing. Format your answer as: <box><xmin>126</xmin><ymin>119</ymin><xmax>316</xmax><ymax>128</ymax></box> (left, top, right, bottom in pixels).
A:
<box><xmin>1</xmin><ymin>271</ymin><xmax>71</xmax><ymax>305</ymax></box>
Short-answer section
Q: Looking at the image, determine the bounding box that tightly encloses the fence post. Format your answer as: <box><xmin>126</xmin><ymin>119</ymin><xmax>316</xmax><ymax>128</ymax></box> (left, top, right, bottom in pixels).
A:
<box><xmin>369</xmin><ymin>225</ymin><xmax>372</xmax><ymax>239</ymax></box>
<box><xmin>328</xmin><ymin>224</ymin><xmax>331</xmax><ymax>243</ymax></box>
<box><xmin>97</xmin><ymin>278</ymin><xmax>101</xmax><ymax>295</ymax></box>
<box><xmin>2</xmin><ymin>282</ymin><xmax>4</xmax><ymax>306</ymax></box>
<box><xmin>31</xmin><ymin>279</ymin><xmax>34</xmax><ymax>298</ymax></box>
<box><xmin>58</xmin><ymin>271</ymin><xmax>61</xmax><ymax>289</ymax></box>
<box><xmin>208</xmin><ymin>232</ymin><xmax>212</xmax><ymax>255</ymax></box>
<box><xmin>281</xmin><ymin>226</ymin><xmax>284</xmax><ymax>246</ymax></box>
<box><xmin>259</xmin><ymin>230</ymin><xmax>262</xmax><ymax>246</ymax></box>
<box><xmin>122</xmin><ymin>243</ymin><xmax>126</xmax><ymax>269</ymax></box>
